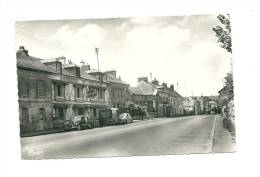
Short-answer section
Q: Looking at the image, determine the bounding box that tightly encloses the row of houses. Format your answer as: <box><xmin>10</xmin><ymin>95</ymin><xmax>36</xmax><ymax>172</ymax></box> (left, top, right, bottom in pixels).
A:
<box><xmin>17</xmin><ymin>46</ymin><xmax>185</xmax><ymax>135</ymax></box>
<box><xmin>182</xmin><ymin>96</ymin><xmax>219</xmax><ymax>115</ymax></box>
<box><xmin>129</xmin><ymin>77</ymin><xmax>184</xmax><ymax>118</ymax></box>
<box><xmin>17</xmin><ymin>46</ymin><xmax>129</xmax><ymax>134</ymax></box>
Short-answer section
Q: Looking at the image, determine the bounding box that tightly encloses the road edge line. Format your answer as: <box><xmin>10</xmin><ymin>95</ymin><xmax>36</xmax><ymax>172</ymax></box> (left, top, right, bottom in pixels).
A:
<box><xmin>209</xmin><ymin>115</ymin><xmax>217</xmax><ymax>153</ymax></box>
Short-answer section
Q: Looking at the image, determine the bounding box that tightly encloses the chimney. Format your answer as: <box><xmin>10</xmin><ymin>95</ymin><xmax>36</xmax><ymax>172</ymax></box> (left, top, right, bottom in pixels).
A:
<box><xmin>81</xmin><ymin>62</ymin><xmax>91</xmax><ymax>72</ymax></box>
<box><xmin>138</xmin><ymin>76</ymin><xmax>148</xmax><ymax>83</ymax></box>
<box><xmin>170</xmin><ymin>84</ymin><xmax>174</xmax><ymax>91</ymax></box>
<box><xmin>151</xmin><ymin>78</ymin><xmax>159</xmax><ymax>86</ymax></box>
<box><xmin>104</xmin><ymin>70</ymin><xmax>116</xmax><ymax>78</ymax></box>
<box><xmin>17</xmin><ymin>46</ymin><xmax>29</xmax><ymax>56</ymax></box>
<box><xmin>162</xmin><ymin>82</ymin><xmax>167</xmax><ymax>88</ymax></box>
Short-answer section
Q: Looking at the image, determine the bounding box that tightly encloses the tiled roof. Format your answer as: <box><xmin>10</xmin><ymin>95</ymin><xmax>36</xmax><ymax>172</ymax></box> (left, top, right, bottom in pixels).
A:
<box><xmin>130</xmin><ymin>81</ymin><xmax>156</xmax><ymax>95</ymax></box>
<box><xmin>17</xmin><ymin>53</ymin><xmax>55</xmax><ymax>73</ymax></box>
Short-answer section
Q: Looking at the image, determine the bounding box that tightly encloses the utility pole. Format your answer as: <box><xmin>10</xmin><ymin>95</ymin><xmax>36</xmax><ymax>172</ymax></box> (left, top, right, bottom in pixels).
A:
<box><xmin>95</xmin><ymin>47</ymin><xmax>100</xmax><ymax>71</ymax></box>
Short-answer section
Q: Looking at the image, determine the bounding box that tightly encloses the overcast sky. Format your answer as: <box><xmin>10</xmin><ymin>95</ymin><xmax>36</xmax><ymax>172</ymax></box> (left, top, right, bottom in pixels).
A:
<box><xmin>15</xmin><ymin>15</ymin><xmax>232</xmax><ymax>97</ymax></box>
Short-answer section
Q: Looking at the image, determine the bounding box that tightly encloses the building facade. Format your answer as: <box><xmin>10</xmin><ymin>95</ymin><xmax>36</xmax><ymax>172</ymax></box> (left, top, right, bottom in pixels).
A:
<box><xmin>17</xmin><ymin>47</ymin><xmax>56</xmax><ymax>134</ymax></box>
<box><xmin>17</xmin><ymin>47</ymin><xmax>109</xmax><ymax>135</ymax></box>
<box><xmin>81</xmin><ymin>64</ymin><xmax>130</xmax><ymax>109</ymax></box>
<box><xmin>130</xmin><ymin>77</ymin><xmax>184</xmax><ymax>118</ymax></box>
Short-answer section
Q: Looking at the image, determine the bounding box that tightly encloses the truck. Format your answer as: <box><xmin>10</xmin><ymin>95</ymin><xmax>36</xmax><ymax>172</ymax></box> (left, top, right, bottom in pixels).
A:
<box><xmin>98</xmin><ymin>108</ymin><xmax>119</xmax><ymax>126</ymax></box>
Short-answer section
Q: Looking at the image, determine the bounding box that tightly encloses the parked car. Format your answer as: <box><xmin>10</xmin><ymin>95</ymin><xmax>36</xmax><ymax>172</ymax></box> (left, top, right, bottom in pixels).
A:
<box><xmin>64</xmin><ymin>115</ymin><xmax>92</xmax><ymax>131</ymax></box>
<box><xmin>118</xmin><ymin>113</ymin><xmax>133</xmax><ymax>124</ymax></box>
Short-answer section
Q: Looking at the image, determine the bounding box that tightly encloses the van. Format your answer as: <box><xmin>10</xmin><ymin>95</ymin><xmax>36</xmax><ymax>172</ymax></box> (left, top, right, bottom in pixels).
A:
<box><xmin>99</xmin><ymin>108</ymin><xmax>119</xmax><ymax>126</ymax></box>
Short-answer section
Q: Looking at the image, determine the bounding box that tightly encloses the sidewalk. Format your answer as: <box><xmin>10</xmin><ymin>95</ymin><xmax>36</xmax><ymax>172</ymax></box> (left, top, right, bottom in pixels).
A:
<box><xmin>212</xmin><ymin>115</ymin><xmax>236</xmax><ymax>153</ymax></box>
<box><xmin>20</xmin><ymin>128</ymin><xmax>65</xmax><ymax>137</ymax></box>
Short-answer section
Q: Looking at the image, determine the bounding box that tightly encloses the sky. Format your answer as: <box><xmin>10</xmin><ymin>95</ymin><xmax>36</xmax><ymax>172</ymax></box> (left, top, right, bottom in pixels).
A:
<box><xmin>15</xmin><ymin>15</ymin><xmax>232</xmax><ymax>97</ymax></box>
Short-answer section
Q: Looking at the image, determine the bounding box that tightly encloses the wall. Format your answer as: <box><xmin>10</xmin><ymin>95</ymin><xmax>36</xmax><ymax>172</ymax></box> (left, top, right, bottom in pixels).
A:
<box><xmin>108</xmin><ymin>82</ymin><xmax>129</xmax><ymax>108</ymax></box>
<box><xmin>17</xmin><ymin>69</ymin><xmax>53</xmax><ymax>134</ymax></box>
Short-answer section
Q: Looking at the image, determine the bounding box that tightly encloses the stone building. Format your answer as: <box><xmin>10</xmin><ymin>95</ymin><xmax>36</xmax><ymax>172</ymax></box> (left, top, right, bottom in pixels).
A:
<box><xmin>155</xmin><ymin>81</ymin><xmax>184</xmax><ymax>117</ymax></box>
<box><xmin>130</xmin><ymin>77</ymin><xmax>184</xmax><ymax>118</ymax></box>
<box><xmin>129</xmin><ymin>78</ymin><xmax>159</xmax><ymax>118</ymax></box>
<box><xmin>17</xmin><ymin>47</ymin><xmax>109</xmax><ymax>135</ymax></box>
<box><xmin>81</xmin><ymin>63</ymin><xmax>130</xmax><ymax>109</ymax></box>
<box><xmin>17</xmin><ymin>46</ymin><xmax>55</xmax><ymax>134</ymax></box>
<box><xmin>45</xmin><ymin>60</ymin><xmax>108</xmax><ymax>129</ymax></box>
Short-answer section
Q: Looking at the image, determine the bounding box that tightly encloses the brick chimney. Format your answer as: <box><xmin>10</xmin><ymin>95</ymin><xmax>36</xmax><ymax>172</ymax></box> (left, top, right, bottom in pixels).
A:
<box><xmin>138</xmin><ymin>76</ymin><xmax>148</xmax><ymax>83</ymax></box>
<box><xmin>16</xmin><ymin>46</ymin><xmax>29</xmax><ymax>56</ymax></box>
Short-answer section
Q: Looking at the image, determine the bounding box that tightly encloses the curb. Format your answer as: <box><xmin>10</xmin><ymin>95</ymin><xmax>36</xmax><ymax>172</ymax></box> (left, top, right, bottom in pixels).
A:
<box><xmin>209</xmin><ymin>115</ymin><xmax>217</xmax><ymax>153</ymax></box>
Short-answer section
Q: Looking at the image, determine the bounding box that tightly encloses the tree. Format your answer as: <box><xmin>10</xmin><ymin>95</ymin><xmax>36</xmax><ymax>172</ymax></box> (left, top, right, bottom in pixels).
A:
<box><xmin>213</xmin><ymin>14</ymin><xmax>232</xmax><ymax>53</ymax></box>
<box><xmin>213</xmin><ymin>14</ymin><xmax>233</xmax><ymax>100</ymax></box>
<box><xmin>224</xmin><ymin>72</ymin><xmax>234</xmax><ymax>101</ymax></box>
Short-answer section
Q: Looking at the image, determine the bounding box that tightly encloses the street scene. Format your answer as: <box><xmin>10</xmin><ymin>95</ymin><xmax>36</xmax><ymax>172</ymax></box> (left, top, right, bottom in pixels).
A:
<box><xmin>16</xmin><ymin>14</ymin><xmax>235</xmax><ymax>159</ymax></box>
<box><xmin>21</xmin><ymin>115</ymin><xmax>235</xmax><ymax>159</ymax></box>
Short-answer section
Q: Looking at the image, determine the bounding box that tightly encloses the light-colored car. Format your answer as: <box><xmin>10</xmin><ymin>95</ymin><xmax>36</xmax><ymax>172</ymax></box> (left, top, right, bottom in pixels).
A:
<box><xmin>118</xmin><ymin>113</ymin><xmax>133</xmax><ymax>124</ymax></box>
<box><xmin>64</xmin><ymin>115</ymin><xmax>91</xmax><ymax>131</ymax></box>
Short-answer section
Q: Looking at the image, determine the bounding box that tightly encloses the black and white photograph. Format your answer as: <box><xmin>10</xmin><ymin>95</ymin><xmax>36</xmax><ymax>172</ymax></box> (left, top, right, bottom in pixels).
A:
<box><xmin>15</xmin><ymin>14</ymin><xmax>236</xmax><ymax>159</ymax></box>
<box><xmin>1</xmin><ymin>0</ymin><xmax>260</xmax><ymax>177</ymax></box>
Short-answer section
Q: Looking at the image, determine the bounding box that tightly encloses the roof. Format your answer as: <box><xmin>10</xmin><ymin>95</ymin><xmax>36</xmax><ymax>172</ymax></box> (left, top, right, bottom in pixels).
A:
<box><xmin>17</xmin><ymin>53</ymin><xmax>55</xmax><ymax>73</ymax></box>
<box><xmin>106</xmin><ymin>73</ymin><xmax>128</xmax><ymax>85</ymax></box>
<box><xmin>63</xmin><ymin>63</ymin><xmax>79</xmax><ymax>68</ymax></box>
<box><xmin>88</xmin><ymin>69</ymin><xmax>128</xmax><ymax>85</ymax></box>
<box><xmin>129</xmin><ymin>81</ymin><xmax>157</xmax><ymax>95</ymax></box>
<box><xmin>157</xmin><ymin>85</ymin><xmax>184</xmax><ymax>99</ymax></box>
<box><xmin>80</xmin><ymin>70</ymin><xmax>100</xmax><ymax>81</ymax></box>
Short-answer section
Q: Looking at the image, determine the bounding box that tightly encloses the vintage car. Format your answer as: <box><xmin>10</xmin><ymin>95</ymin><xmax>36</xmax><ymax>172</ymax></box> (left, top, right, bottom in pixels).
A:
<box><xmin>118</xmin><ymin>113</ymin><xmax>133</xmax><ymax>124</ymax></box>
<box><xmin>64</xmin><ymin>115</ymin><xmax>92</xmax><ymax>131</ymax></box>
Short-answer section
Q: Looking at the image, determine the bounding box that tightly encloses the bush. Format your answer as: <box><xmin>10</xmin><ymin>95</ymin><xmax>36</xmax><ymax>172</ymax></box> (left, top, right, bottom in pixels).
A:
<box><xmin>223</xmin><ymin>118</ymin><xmax>235</xmax><ymax>133</ymax></box>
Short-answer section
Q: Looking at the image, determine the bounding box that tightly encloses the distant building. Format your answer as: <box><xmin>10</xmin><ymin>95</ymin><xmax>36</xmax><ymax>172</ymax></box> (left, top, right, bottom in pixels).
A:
<box><xmin>129</xmin><ymin>77</ymin><xmax>159</xmax><ymax>118</ymax></box>
<box><xmin>130</xmin><ymin>77</ymin><xmax>184</xmax><ymax>118</ymax></box>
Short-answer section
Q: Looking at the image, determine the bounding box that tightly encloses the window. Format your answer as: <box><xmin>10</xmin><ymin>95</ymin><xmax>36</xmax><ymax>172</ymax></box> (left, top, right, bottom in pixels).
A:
<box><xmin>20</xmin><ymin>79</ymin><xmax>29</xmax><ymax>97</ymax></box>
<box><xmin>93</xmin><ymin>108</ymin><xmax>97</xmax><ymax>117</ymax></box>
<box><xmin>78</xmin><ymin>108</ymin><xmax>84</xmax><ymax>115</ymax></box>
<box><xmin>37</xmin><ymin>80</ymin><xmax>45</xmax><ymax>97</ymax></box>
<box><xmin>56</xmin><ymin>84</ymin><xmax>65</xmax><ymax>97</ymax></box>
<box><xmin>39</xmin><ymin>108</ymin><xmax>46</xmax><ymax>120</ymax></box>
<box><xmin>55</xmin><ymin>107</ymin><xmax>64</xmax><ymax>119</ymax></box>
<box><xmin>75</xmin><ymin>86</ymin><xmax>82</xmax><ymax>98</ymax></box>
<box><xmin>21</xmin><ymin>108</ymin><xmax>29</xmax><ymax>124</ymax></box>
<box><xmin>57</xmin><ymin>85</ymin><xmax>61</xmax><ymax>97</ymax></box>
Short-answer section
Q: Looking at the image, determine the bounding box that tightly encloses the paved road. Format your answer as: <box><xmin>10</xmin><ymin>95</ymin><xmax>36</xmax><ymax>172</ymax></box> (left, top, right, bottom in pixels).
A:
<box><xmin>21</xmin><ymin>115</ymin><xmax>217</xmax><ymax>159</ymax></box>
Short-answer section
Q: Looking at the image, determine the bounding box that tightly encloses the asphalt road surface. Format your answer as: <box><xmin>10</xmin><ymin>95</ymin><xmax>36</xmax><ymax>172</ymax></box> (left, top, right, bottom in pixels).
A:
<box><xmin>21</xmin><ymin>115</ymin><xmax>217</xmax><ymax>159</ymax></box>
